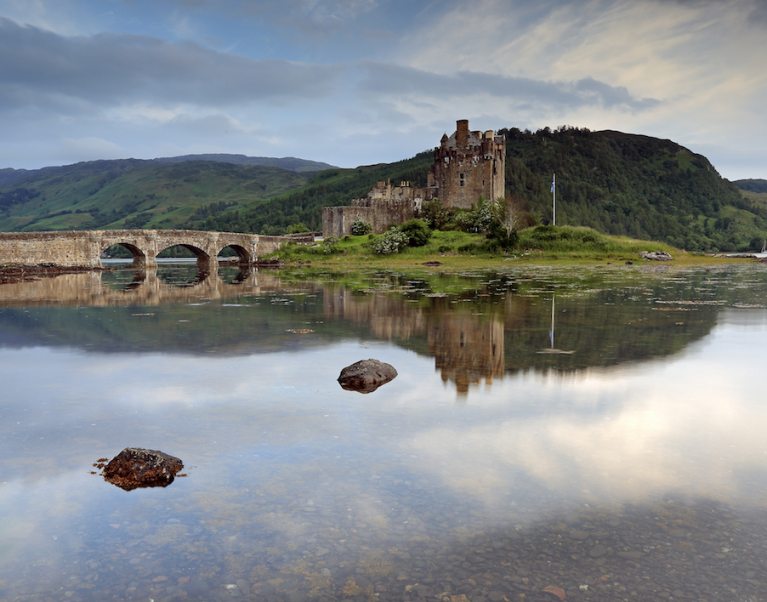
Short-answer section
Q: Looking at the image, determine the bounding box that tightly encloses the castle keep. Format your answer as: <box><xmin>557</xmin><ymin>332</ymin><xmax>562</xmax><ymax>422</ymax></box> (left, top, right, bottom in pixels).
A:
<box><xmin>428</xmin><ymin>119</ymin><xmax>506</xmax><ymax>210</ymax></box>
<box><xmin>322</xmin><ymin>119</ymin><xmax>506</xmax><ymax>238</ymax></box>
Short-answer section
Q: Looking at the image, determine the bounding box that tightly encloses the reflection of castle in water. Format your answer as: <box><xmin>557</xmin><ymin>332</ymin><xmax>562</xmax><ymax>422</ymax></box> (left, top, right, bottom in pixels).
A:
<box><xmin>324</xmin><ymin>289</ymin><xmax>505</xmax><ymax>396</ymax></box>
<box><xmin>428</xmin><ymin>312</ymin><xmax>505</xmax><ymax>395</ymax></box>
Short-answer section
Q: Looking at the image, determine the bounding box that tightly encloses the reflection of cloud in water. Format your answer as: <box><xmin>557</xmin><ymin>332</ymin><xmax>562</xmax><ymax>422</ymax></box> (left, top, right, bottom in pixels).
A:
<box><xmin>406</xmin><ymin>321</ymin><xmax>767</xmax><ymax>512</ymax></box>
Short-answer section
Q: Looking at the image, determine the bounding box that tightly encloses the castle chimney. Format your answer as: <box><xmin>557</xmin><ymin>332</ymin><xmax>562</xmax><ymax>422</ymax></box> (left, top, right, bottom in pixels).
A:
<box><xmin>456</xmin><ymin>119</ymin><xmax>469</xmax><ymax>148</ymax></box>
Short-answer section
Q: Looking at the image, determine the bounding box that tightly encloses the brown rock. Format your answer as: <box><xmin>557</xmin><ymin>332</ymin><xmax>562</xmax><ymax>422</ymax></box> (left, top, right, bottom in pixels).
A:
<box><xmin>337</xmin><ymin>359</ymin><xmax>397</xmax><ymax>394</ymax></box>
<box><xmin>102</xmin><ymin>448</ymin><xmax>183</xmax><ymax>491</ymax></box>
<box><xmin>542</xmin><ymin>585</ymin><xmax>566</xmax><ymax>601</ymax></box>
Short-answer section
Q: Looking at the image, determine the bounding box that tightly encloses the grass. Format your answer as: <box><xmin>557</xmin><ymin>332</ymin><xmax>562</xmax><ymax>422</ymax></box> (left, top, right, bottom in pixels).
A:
<box><xmin>265</xmin><ymin>225</ymin><xmax>745</xmax><ymax>270</ymax></box>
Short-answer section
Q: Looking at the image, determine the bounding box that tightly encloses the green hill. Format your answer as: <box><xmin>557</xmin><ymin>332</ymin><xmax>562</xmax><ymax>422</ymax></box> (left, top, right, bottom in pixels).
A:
<box><xmin>0</xmin><ymin>159</ymin><xmax>310</xmax><ymax>231</ymax></box>
<box><xmin>498</xmin><ymin>127</ymin><xmax>767</xmax><ymax>251</ymax></box>
<box><xmin>1</xmin><ymin>129</ymin><xmax>765</xmax><ymax>251</ymax></box>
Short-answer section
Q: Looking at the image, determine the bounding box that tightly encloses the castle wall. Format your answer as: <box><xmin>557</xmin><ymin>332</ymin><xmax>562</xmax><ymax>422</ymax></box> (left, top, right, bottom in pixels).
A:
<box><xmin>322</xmin><ymin>199</ymin><xmax>416</xmax><ymax>238</ymax></box>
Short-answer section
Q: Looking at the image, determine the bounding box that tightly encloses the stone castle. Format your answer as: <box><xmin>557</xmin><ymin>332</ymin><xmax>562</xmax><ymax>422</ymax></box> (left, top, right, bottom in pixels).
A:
<box><xmin>322</xmin><ymin>119</ymin><xmax>506</xmax><ymax>238</ymax></box>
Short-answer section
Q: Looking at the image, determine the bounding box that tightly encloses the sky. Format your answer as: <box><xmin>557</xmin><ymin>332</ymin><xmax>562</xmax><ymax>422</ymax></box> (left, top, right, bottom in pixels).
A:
<box><xmin>0</xmin><ymin>0</ymin><xmax>765</xmax><ymax>180</ymax></box>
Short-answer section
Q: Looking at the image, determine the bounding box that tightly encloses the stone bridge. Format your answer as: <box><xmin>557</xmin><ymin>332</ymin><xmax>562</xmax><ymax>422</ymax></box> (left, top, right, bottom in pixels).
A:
<box><xmin>0</xmin><ymin>229</ymin><xmax>310</xmax><ymax>269</ymax></box>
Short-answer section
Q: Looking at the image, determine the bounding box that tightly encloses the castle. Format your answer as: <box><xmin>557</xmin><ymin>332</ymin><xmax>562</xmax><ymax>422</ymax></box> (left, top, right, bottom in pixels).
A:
<box><xmin>322</xmin><ymin>119</ymin><xmax>506</xmax><ymax>238</ymax></box>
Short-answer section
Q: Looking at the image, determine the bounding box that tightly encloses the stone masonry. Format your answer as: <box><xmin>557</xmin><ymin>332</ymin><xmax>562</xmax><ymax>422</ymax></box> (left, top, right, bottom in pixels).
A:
<box><xmin>428</xmin><ymin>119</ymin><xmax>506</xmax><ymax>210</ymax></box>
<box><xmin>0</xmin><ymin>229</ymin><xmax>308</xmax><ymax>269</ymax></box>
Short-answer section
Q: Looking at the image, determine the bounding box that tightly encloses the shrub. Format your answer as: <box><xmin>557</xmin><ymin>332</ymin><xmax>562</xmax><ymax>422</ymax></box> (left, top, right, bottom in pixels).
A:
<box><xmin>371</xmin><ymin>228</ymin><xmax>409</xmax><ymax>255</ymax></box>
<box><xmin>350</xmin><ymin>219</ymin><xmax>372</xmax><ymax>235</ymax></box>
<box><xmin>420</xmin><ymin>199</ymin><xmax>454</xmax><ymax>230</ymax></box>
<box><xmin>455</xmin><ymin>199</ymin><xmax>495</xmax><ymax>233</ymax></box>
<box><xmin>315</xmin><ymin>237</ymin><xmax>339</xmax><ymax>254</ymax></box>
<box><xmin>400</xmin><ymin>219</ymin><xmax>432</xmax><ymax>247</ymax></box>
<box><xmin>285</xmin><ymin>222</ymin><xmax>310</xmax><ymax>234</ymax></box>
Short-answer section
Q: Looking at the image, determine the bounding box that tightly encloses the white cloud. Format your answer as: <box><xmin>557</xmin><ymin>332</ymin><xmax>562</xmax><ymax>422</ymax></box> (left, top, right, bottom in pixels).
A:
<box><xmin>392</xmin><ymin>0</ymin><xmax>767</xmax><ymax>178</ymax></box>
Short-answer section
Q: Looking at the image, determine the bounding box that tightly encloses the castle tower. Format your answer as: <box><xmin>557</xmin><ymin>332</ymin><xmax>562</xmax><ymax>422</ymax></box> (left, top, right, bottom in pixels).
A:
<box><xmin>429</xmin><ymin>119</ymin><xmax>506</xmax><ymax>210</ymax></box>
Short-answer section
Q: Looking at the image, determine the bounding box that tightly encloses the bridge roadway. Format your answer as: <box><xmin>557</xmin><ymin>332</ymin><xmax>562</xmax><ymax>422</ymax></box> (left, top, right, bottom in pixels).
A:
<box><xmin>0</xmin><ymin>229</ymin><xmax>309</xmax><ymax>269</ymax></box>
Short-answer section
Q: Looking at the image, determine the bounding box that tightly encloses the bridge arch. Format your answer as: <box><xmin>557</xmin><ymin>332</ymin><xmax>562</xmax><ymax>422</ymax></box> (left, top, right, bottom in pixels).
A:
<box><xmin>157</xmin><ymin>243</ymin><xmax>212</xmax><ymax>269</ymax></box>
<box><xmin>218</xmin><ymin>244</ymin><xmax>251</xmax><ymax>265</ymax></box>
<box><xmin>101</xmin><ymin>242</ymin><xmax>148</xmax><ymax>267</ymax></box>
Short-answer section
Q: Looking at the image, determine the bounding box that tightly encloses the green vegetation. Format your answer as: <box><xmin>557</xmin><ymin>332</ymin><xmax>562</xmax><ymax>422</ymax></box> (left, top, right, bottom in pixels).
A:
<box><xmin>350</xmin><ymin>219</ymin><xmax>372</xmax><ymax>235</ymax></box>
<box><xmin>267</xmin><ymin>225</ymin><xmax>696</xmax><ymax>268</ymax></box>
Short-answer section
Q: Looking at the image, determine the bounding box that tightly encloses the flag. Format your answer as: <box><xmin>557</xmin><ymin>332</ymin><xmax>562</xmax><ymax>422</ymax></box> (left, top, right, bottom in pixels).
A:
<box><xmin>550</xmin><ymin>175</ymin><xmax>555</xmax><ymax>193</ymax></box>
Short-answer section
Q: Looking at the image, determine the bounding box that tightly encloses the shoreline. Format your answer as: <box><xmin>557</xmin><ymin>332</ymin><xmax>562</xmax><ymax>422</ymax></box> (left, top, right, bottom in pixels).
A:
<box><xmin>1</xmin><ymin>252</ymin><xmax>762</xmax><ymax>285</ymax></box>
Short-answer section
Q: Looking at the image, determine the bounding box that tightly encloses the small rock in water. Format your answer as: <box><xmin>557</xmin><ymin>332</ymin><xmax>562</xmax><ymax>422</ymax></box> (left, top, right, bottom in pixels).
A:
<box><xmin>102</xmin><ymin>447</ymin><xmax>183</xmax><ymax>491</ymax></box>
<box><xmin>640</xmin><ymin>250</ymin><xmax>672</xmax><ymax>261</ymax></box>
<box><xmin>542</xmin><ymin>585</ymin><xmax>567</xmax><ymax>601</ymax></box>
<box><xmin>337</xmin><ymin>359</ymin><xmax>397</xmax><ymax>394</ymax></box>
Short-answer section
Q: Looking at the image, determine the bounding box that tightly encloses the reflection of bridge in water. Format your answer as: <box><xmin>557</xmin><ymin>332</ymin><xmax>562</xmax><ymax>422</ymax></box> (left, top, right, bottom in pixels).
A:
<box><xmin>0</xmin><ymin>266</ymin><xmax>290</xmax><ymax>307</ymax></box>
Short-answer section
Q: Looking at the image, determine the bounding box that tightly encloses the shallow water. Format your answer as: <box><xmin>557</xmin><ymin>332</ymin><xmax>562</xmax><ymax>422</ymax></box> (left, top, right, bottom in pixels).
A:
<box><xmin>1</xmin><ymin>264</ymin><xmax>767</xmax><ymax>601</ymax></box>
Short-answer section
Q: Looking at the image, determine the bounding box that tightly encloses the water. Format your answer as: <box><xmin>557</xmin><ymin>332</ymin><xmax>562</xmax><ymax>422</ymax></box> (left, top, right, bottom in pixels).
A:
<box><xmin>1</xmin><ymin>264</ymin><xmax>767</xmax><ymax>601</ymax></box>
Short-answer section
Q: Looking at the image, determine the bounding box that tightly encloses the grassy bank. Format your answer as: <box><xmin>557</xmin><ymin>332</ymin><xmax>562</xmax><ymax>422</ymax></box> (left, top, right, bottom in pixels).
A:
<box><xmin>265</xmin><ymin>225</ymin><xmax>740</xmax><ymax>269</ymax></box>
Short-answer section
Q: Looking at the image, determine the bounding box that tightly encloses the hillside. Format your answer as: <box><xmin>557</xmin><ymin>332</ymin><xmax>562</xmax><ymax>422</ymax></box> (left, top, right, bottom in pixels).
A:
<box><xmin>1</xmin><ymin>130</ymin><xmax>765</xmax><ymax>250</ymax></box>
<box><xmin>498</xmin><ymin>127</ymin><xmax>766</xmax><ymax>251</ymax></box>
<box><xmin>0</xmin><ymin>159</ymin><xmax>310</xmax><ymax>231</ymax></box>
<box><xmin>190</xmin><ymin>152</ymin><xmax>435</xmax><ymax>235</ymax></box>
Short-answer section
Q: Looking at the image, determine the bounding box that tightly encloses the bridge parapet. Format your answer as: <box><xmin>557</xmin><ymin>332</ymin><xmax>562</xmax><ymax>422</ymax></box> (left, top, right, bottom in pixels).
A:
<box><xmin>0</xmin><ymin>229</ymin><xmax>299</xmax><ymax>269</ymax></box>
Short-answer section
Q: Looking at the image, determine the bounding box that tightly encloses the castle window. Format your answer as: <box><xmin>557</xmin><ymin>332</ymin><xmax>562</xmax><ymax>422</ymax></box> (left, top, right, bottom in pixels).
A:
<box><xmin>459</xmin><ymin>173</ymin><xmax>465</xmax><ymax>187</ymax></box>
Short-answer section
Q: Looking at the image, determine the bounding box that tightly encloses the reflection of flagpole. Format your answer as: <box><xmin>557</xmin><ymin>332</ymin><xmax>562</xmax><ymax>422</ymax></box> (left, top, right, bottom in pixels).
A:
<box><xmin>549</xmin><ymin>295</ymin><xmax>555</xmax><ymax>349</ymax></box>
<box><xmin>537</xmin><ymin>293</ymin><xmax>573</xmax><ymax>355</ymax></box>
<box><xmin>551</xmin><ymin>173</ymin><xmax>556</xmax><ymax>226</ymax></box>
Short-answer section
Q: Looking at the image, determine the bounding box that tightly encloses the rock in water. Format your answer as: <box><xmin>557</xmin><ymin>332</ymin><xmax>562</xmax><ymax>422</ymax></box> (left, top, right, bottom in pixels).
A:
<box><xmin>337</xmin><ymin>359</ymin><xmax>397</xmax><ymax>393</ymax></box>
<box><xmin>102</xmin><ymin>448</ymin><xmax>183</xmax><ymax>491</ymax></box>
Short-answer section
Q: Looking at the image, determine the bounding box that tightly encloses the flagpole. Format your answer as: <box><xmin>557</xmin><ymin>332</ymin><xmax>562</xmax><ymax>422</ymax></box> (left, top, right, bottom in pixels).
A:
<box><xmin>552</xmin><ymin>173</ymin><xmax>556</xmax><ymax>226</ymax></box>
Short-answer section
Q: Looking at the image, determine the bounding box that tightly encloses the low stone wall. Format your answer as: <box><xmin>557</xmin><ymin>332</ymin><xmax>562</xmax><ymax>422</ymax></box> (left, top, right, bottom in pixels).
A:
<box><xmin>0</xmin><ymin>231</ymin><xmax>102</xmax><ymax>268</ymax></box>
<box><xmin>322</xmin><ymin>200</ymin><xmax>416</xmax><ymax>238</ymax></box>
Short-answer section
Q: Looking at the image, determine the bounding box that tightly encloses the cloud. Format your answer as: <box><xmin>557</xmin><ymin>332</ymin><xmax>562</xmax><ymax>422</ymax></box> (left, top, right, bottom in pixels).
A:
<box><xmin>361</xmin><ymin>62</ymin><xmax>658</xmax><ymax>111</ymax></box>
<box><xmin>0</xmin><ymin>17</ymin><xmax>337</xmax><ymax>112</ymax></box>
<box><xmin>164</xmin><ymin>0</ymin><xmax>381</xmax><ymax>31</ymax></box>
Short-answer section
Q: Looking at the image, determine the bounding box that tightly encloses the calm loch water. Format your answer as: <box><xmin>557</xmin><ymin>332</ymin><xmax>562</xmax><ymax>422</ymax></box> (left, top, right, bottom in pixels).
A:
<box><xmin>1</xmin><ymin>264</ymin><xmax>767</xmax><ymax>601</ymax></box>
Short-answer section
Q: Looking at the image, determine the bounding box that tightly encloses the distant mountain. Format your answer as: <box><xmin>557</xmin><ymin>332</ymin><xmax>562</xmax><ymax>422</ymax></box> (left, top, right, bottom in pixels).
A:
<box><xmin>734</xmin><ymin>179</ymin><xmax>767</xmax><ymax>193</ymax></box>
<box><xmin>152</xmin><ymin>153</ymin><xmax>336</xmax><ymax>172</ymax></box>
